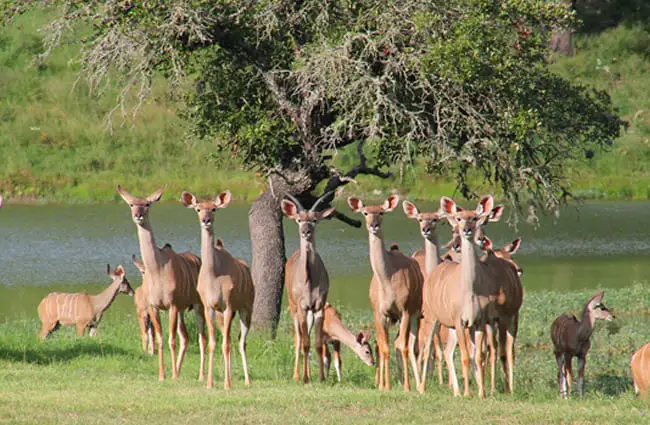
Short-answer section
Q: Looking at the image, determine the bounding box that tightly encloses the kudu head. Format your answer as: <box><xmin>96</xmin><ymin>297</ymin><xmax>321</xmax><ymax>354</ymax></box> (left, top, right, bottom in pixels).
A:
<box><xmin>180</xmin><ymin>190</ymin><xmax>232</xmax><ymax>231</ymax></box>
<box><xmin>356</xmin><ymin>330</ymin><xmax>375</xmax><ymax>366</ymax></box>
<box><xmin>444</xmin><ymin>202</ymin><xmax>504</xmax><ymax>251</ymax></box>
<box><xmin>586</xmin><ymin>291</ymin><xmax>615</xmax><ymax>322</ymax></box>
<box><xmin>441</xmin><ymin>195</ymin><xmax>494</xmax><ymax>242</ymax></box>
<box><xmin>116</xmin><ymin>185</ymin><xmax>164</xmax><ymax>227</ymax></box>
<box><xmin>107</xmin><ymin>264</ymin><xmax>134</xmax><ymax>296</ymax></box>
<box><xmin>347</xmin><ymin>195</ymin><xmax>399</xmax><ymax>237</ymax></box>
<box><xmin>281</xmin><ymin>192</ymin><xmax>336</xmax><ymax>243</ymax></box>
<box><xmin>402</xmin><ymin>200</ymin><xmax>445</xmax><ymax>241</ymax></box>
<box><xmin>480</xmin><ymin>236</ymin><xmax>524</xmax><ymax>277</ymax></box>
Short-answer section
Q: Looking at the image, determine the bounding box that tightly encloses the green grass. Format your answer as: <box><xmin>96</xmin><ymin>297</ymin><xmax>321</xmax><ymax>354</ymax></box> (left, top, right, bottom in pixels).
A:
<box><xmin>1</xmin><ymin>284</ymin><xmax>650</xmax><ymax>424</ymax></box>
<box><xmin>1</xmin><ymin>12</ymin><xmax>650</xmax><ymax>203</ymax></box>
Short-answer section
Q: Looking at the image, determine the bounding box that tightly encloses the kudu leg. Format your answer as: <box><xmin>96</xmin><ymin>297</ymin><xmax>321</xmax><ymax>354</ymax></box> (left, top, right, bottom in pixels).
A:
<box><xmin>138</xmin><ymin>313</ymin><xmax>149</xmax><ymax>354</ymax></box>
<box><xmin>474</xmin><ymin>326</ymin><xmax>486</xmax><ymax>399</ymax></box>
<box><xmin>195</xmin><ymin>306</ymin><xmax>207</xmax><ymax>381</ymax></box>
<box><xmin>149</xmin><ymin>307</ymin><xmax>165</xmax><ymax>381</ymax></box>
<box><xmin>505</xmin><ymin>320</ymin><xmax>516</xmax><ymax>394</ymax></box>
<box><xmin>221</xmin><ymin>307</ymin><xmax>234</xmax><ymax>389</ymax></box>
<box><xmin>556</xmin><ymin>354</ymin><xmax>567</xmax><ymax>398</ymax></box>
<box><xmin>396</xmin><ymin>313</ymin><xmax>412</xmax><ymax>391</ymax></box>
<box><xmin>434</xmin><ymin>331</ymin><xmax>444</xmax><ymax>386</ymax></box>
<box><xmin>314</xmin><ymin>310</ymin><xmax>326</xmax><ymax>382</ymax></box>
<box><xmin>332</xmin><ymin>341</ymin><xmax>342</xmax><ymax>383</ymax></box>
<box><xmin>175</xmin><ymin>311</ymin><xmax>189</xmax><ymax>376</ymax></box>
<box><xmin>299</xmin><ymin>313</ymin><xmax>311</xmax><ymax>384</ymax></box>
<box><xmin>238</xmin><ymin>309</ymin><xmax>252</xmax><ymax>386</ymax></box>
<box><xmin>418</xmin><ymin>319</ymin><xmax>437</xmax><ymax>393</ymax></box>
<box><xmin>486</xmin><ymin>323</ymin><xmax>497</xmax><ymax>394</ymax></box>
<box><xmin>375</xmin><ymin>317</ymin><xmax>390</xmax><ymax>391</ymax></box>
<box><xmin>444</xmin><ymin>328</ymin><xmax>460</xmax><ymax>396</ymax></box>
<box><xmin>292</xmin><ymin>315</ymin><xmax>302</xmax><ymax>382</ymax></box>
<box><xmin>456</xmin><ymin>321</ymin><xmax>471</xmax><ymax>397</ymax></box>
<box><xmin>323</xmin><ymin>343</ymin><xmax>332</xmax><ymax>380</ymax></box>
<box><xmin>168</xmin><ymin>305</ymin><xmax>180</xmax><ymax>379</ymax></box>
<box><xmin>407</xmin><ymin>313</ymin><xmax>422</xmax><ymax>391</ymax></box>
<box><xmin>205</xmin><ymin>306</ymin><xmax>218</xmax><ymax>389</ymax></box>
<box><xmin>577</xmin><ymin>356</ymin><xmax>587</xmax><ymax>398</ymax></box>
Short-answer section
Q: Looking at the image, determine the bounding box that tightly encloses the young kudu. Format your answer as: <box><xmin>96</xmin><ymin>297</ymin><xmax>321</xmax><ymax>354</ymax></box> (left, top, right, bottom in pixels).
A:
<box><xmin>551</xmin><ymin>291</ymin><xmax>614</xmax><ymax>398</ymax></box>
<box><xmin>348</xmin><ymin>195</ymin><xmax>423</xmax><ymax>392</ymax></box>
<box><xmin>419</xmin><ymin>196</ymin><xmax>498</xmax><ymax>397</ymax></box>
<box><xmin>322</xmin><ymin>303</ymin><xmax>375</xmax><ymax>382</ymax></box>
<box><xmin>181</xmin><ymin>190</ymin><xmax>255</xmax><ymax>389</ymax></box>
<box><xmin>282</xmin><ymin>192</ymin><xmax>335</xmax><ymax>383</ymax></box>
<box><xmin>38</xmin><ymin>265</ymin><xmax>134</xmax><ymax>339</ymax></box>
<box><xmin>117</xmin><ymin>185</ymin><xmax>205</xmax><ymax>381</ymax></box>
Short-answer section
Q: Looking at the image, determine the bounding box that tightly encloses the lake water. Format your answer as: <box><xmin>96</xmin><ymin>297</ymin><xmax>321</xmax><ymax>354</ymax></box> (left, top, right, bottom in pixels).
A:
<box><xmin>1</xmin><ymin>200</ymin><xmax>649</xmax><ymax>322</ymax></box>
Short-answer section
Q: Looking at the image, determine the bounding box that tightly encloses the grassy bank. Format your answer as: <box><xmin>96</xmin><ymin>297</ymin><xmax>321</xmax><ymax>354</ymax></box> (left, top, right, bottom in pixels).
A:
<box><xmin>1</xmin><ymin>12</ymin><xmax>649</xmax><ymax>202</ymax></box>
<box><xmin>1</xmin><ymin>284</ymin><xmax>650</xmax><ymax>424</ymax></box>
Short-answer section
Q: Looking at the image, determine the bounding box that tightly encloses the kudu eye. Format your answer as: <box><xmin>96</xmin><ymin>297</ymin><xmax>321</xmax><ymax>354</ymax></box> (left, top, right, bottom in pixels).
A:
<box><xmin>196</xmin><ymin>208</ymin><xmax>200</xmax><ymax>212</ymax></box>
<box><xmin>379</xmin><ymin>212</ymin><xmax>383</xmax><ymax>216</ymax></box>
<box><xmin>212</xmin><ymin>208</ymin><xmax>216</xmax><ymax>212</ymax></box>
<box><xmin>362</xmin><ymin>211</ymin><xmax>368</xmax><ymax>216</ymax></box>
<box><xmin>129</xmin><ymin>203</ymin><xmax>134</xmax><ymax>207</ymax></box>
<box><xmin>145</xmin><ymin>203</ymin><xmax>151</xmax><ymax>207</ymax></box>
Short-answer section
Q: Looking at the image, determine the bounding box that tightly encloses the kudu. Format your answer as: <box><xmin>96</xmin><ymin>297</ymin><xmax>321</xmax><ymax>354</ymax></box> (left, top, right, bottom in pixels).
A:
<box><xmin>181</xmin><ymin>190</ymin><xmax>255</xmax><ymax>389</ymax></box>
<box><xmin>117</xmin><ymin>185</ymin><xmax>205</xmax><ymax>381</ymax></box>
<box><xmin>322</xmin><ymin>303</ymin><xmax>375</xmax><ymax>382</ymax></box>
<box><xmin>282</xmin><ymin>192</ymin><xmax>335</xmax><ymax>383</ymax></box>
<box><xmin>419</xmin><ymin>196</ymin><xmax>500</xmax><ymax>397</ymax></box>
<box><xmin>348</xmin><ymin>195</ymin><xmax>423</xmax><ymax>392</ymax></box>
<box><xmin>551</xmin><ymin>291</ymin><xmax>614</xmax><ymax>398</ymax></box>
<box><xmin>38</xmin><ymin>264</ymin><xmax>134</xmax><ymax>339</ymax></box>
<box><xmin>132</xmin><ymin>254</ymin><xmax>190</xmax><ymax>356</ymax></box>
<box><xmin>631</xmin><ymin>342</ymin><xmax>650</xmax><ymax>398</ymax></box>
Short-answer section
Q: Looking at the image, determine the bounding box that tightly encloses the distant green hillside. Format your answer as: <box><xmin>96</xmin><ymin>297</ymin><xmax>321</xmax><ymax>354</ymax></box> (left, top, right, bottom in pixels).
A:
<box><xmin>0</xmin><ymin>11</ymin><xmax>649</xmax><ymax>202</ymax></box>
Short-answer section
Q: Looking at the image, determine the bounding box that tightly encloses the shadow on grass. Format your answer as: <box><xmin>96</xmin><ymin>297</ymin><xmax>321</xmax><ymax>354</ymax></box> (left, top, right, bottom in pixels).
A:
<box><xmin>0</xmin><ymin>342</ymin><xmax>131</xmax><ymax>365</ymax></box>
<box><xmin>591</xmin><ymin>374</ymin><xmax>634</xmax><ymax>397</ymax></box>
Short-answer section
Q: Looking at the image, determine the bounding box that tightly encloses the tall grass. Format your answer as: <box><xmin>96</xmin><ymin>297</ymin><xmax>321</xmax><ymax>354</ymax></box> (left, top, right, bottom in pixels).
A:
<box><xmin>1</xmin><ymin>284</ymin><xmax>649</xmax><ymax>424</ymax></box>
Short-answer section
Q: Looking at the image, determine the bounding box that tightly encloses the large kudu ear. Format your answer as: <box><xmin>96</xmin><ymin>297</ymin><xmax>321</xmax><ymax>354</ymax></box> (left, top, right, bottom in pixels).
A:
<box><xmin>402</xmin><ymin>200</ymin><xmax>419</xmax><ymax>219</ymax></box>
<box><xmin>347</xmin><ymin>197</ymin><xmax>364</xmax><ymax>213</ymax></box>
<box><xmin>382</xmin><ymin>194</ymin><xmax>399</xmax><ymax>212</ymax></box>
<box><xmin>505</xmin><ymin>237</ymin><xmax>521</xmax><ymax>254</ymax></box>
<box><xmin>132</xmin><ymin>254</ymin><xmax>145</xmax><ymax>274</ymax></box>
<box><xmin>147</xmin><ymin>187</ymin><xmax>164</xmax><ymax>203</ymax></box>
<box><xmin>440</xmin><ymin>196</ymin><xmax>457</xmax><ymax>226</ymax></box>
<box><xmin>116</xmin><ymin>184</ymin><xmax>135</xmax><ymax>204</ymax></box>
<box><xmin>588</xmin><ymin>291</ymin><xmax>605</xmax><ymax>307</ymax></box>
<box><xmin>489</xmin><ymin>205</ymin><xmax>505</xmax><ymax>223</ymax></box>
<box><xmin>476</xmin><ymin>195</ymin><xmax>494</xmax><ymax>217</ymax></box>
<box><xmin>281</xmin><ymin>199</ymin><xmax>299</xmax><ymax>219</ymax></box>
<box><xmin>215</xmin><ymin>190</ymin><xmax>232</xmax><ymax>209</ymax></box>
<box><xmin>180</xmin><ymin>191</ymin><xmax>197</xmax><ymax>208</ymax></box>
<box><xmin>318</xmin><ymin>207</ymin><xmax>336</xmax><ymax>220</ymax></box>
<box><xmin>114</xmin><ymin>265</ymin><xmax>125</xmax><ymax>277</ymax></box>
<box><xmin>106</xmin><ymin>264</ymin><xmax>112</xmax><ymax>276</ymax></box>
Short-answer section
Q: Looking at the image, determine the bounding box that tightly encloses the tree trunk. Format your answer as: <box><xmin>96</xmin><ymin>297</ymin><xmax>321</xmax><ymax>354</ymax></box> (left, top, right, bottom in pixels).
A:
<box><xmin>550</xmin><ymin>31</ymin><xmax>574</xmax><ymax>56</ymax></box>
<box><xmin>249</xmin><ymin>189</ymin><xmax>286</xmax><ymax>335</ymax></box>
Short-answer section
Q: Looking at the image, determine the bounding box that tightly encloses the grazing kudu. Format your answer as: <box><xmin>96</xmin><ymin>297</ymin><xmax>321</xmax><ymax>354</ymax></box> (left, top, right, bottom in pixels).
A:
<box><xmin>322</xmin><ymin>303</ymin><xmax>375</xmax><ymax>382</ymax></box>
<box><xmin>631</xmin><ymin>342</ymin><xmax>650</xmax><ymax>398</ymax></box>
<box><xmin>551</xmin><ymin>291</ymin><xmax>614</xmax><ymax>398</ymax></box>
<box><xmin>132</xmin><ymin>254</ymin><xmax>190</xmax><ymax>356</ymax></box>
<box><xmin>181</xmin><ymin>190</ymin><xmax>255</xmax><ymax>389</ymax></box>
<box><xmin>419</xmin><ymin>196</ymin><xmax>499</xmax><ymax>397</ymax></box>
<box><xmin>402</xmin><ymin>200</ymin><xmax>454</xmax><ymax>386</ymax></box>
<box><xmin>117</xmin><ymin>185</ymin><xmax>205</xmax><ymax>381</ymax></box>
<box><xmin>348</xmin><ymin>195</ymin><xmax>423</xmax><ymax>392</ymax></box>
<box><xmin>282</xmin><ymin>192</ymin><xmax>335</xmax><ymax>383</ymax></box>
<box><xmin>38</xmin><ymin>265</ymin><xmax>134</xmax><ymax>339</ymax></box>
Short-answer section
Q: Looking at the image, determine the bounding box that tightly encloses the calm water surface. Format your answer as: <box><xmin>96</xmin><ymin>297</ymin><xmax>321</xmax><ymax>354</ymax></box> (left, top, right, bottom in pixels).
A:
<box><xmin>1</xmin><ymin>200</ymin><xmax>649</xmax><ymax>321</ymax></box>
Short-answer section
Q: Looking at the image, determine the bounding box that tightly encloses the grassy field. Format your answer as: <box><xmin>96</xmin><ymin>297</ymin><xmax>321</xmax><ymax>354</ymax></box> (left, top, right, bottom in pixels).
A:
<box><xmin>1</xmin><ymin>12</ymin><xmax>650</xmax><ymax>203</ymax></box>
<box><xmin>1</xmin><ymin>285</ymin><xmax>650</xmax><ymax>424</ymax></box>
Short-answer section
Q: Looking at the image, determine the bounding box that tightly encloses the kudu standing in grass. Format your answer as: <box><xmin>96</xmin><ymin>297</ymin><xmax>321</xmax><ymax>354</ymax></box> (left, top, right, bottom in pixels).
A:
<box><xmin>348</xmin><ymin>195</ymin><xmax>423</xmax><ymax>392</ymax></box>
<box><xmin>551</xmin><ymin>291</ymin><xmax>614</xmax><ymax>398</ymax></box>
<box><xmin>282</xmin><ymin>192</ymin><xmax>335</xmax><ymax>383</ymax></box>
<box><xmin>631</xmin><ymin>342</ymin><xmax>650</xmax><ymax>398</ymax></box>
<box><xmin>402</xmin><ymin>200</ymin><xmax>455</xmax><ymax>386</ymax></box>
<box><xmin>322</xmin><ymin>303</ymin><xmax>375</xmax><ymax>382</ymax></box>
<box><xmin>181</xmin><ymin>190</ymin><xmax>255</xmax><ymax>389</ymax></box>
<box><xmin>419</xmin><ymin>196</ymin><xmax>500</xmax><ymax>397</ymax></box>
<box><xmin>117</xmin><ymin>185</ymin><xmax>205</xmax><ymax>381</ymax></box>
<box><xmin>38</xmin><ymin>264</ymin><xmax>134</xmax><ymax>339</ymax></box>
<box><xmin>132</xmin><ymin>254</ymin><xmax>190</xmax><ymax>356</ymax></box>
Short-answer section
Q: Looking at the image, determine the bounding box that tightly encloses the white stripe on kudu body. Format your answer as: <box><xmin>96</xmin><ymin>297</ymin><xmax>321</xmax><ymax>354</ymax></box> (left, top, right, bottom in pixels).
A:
<box><xmin>38</xmin><ymin>265</ymin><xmax>134</xmax><ymax>339</ymax></box>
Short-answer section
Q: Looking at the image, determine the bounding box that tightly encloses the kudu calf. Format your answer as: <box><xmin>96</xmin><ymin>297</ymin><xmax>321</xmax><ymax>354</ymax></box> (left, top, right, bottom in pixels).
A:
<box><xmin>348</xmin><ymin>195</ymin><xmax>423</xmax><ymax>392</ymax></box>
<box><xmin>117</xmin><ymin>185</ymin><xmax>205</xmax><ymax>381</ymax></box>
<box><xmin>551</xmin><ymin>291</ymin><xmax>614</xmax><ymax>398</ymax></box>
<box><xmin>181</xmin><ymin>190</ymin><xmax>255</xmax><ymax>389</ymax></box>
<box><xmin>282</xmin><ymin>192</ymin><xmax>335</xmax><ymax>383</ymax></box>
<box><xmin>322</xmin><ymin>303</ymin><xmax>375</xmax><ymax>382</ymax></box>
<box><xmin>38</xmin><ymin>265</ymin><xmax>134</xmax><ymax>339</ymax></box>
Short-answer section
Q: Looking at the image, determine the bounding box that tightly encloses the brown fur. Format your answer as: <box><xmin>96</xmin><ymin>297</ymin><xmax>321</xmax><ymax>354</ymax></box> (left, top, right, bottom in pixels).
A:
<box><xmin>322</xmin><ymin>303</ymin><xmax>374</xmax><ymax>382</ymax></box>
<box><xmin>117</xmin><ymin>185</ymin><xmax>206</xmax><ymax>381</ymax></box>
<box><xmin>282</xmin><ymin>194</ymin><xmax>335</xmax><ymax>383</ymax></box>
<box><xmin>631</xmin><ymin>342</ymin><xmax>650</xmax><ymax>398</ymax></box>
<box><xmin>348</xmin><ymin>195</ymin><xmax>424</xmax><ymax>392</ymax></box>
<box><xmin>181</xmin><ymin>190</ymin><xmax>255</xmax><ymax>389</ymax></box>
<box><xmin>38</xmin><ymin>265</ymin><xmax>134</xmax><ymax>339</ymax></box>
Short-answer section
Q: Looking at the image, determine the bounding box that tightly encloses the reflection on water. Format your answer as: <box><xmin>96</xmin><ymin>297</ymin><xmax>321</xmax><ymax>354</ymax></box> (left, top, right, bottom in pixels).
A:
<box><xmin>0</xmin><ymin>200</ymin><xmax>649</xmax><ymax>320</ymax></box>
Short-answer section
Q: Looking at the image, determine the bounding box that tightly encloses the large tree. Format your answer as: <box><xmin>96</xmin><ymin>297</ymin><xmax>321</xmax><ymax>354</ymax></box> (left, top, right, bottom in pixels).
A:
<box><xmin>5</xmin><ymin>0</ymin><xmax>624</xmax><ymax>332</ymax></box>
